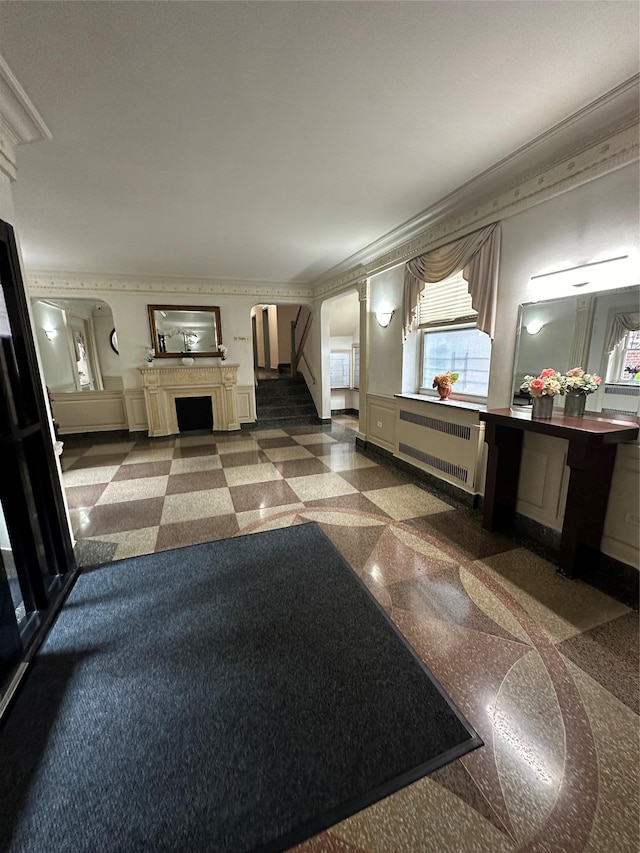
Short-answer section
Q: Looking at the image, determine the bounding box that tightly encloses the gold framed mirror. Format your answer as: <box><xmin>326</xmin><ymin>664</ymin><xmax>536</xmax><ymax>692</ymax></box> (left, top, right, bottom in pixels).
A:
<box><xmin>147</xmin><ymin>305</ymin><xmax>223</xmax><ymax>358</ymax></box>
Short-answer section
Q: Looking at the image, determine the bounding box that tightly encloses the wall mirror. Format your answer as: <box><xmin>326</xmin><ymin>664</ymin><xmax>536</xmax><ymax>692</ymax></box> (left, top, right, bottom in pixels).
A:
<box><xmin>31</xmin><ymin>297</ymin><xmax>123</xmax><ymax>393</ymax></box>
<box><xmin>512</xmin><ymin>284</ymin><xmax>639</xmax><ymax>416</ymax></box>
<box><xmin>148</xmin><ymin>305</ymin><xmax>223</xmax><ymax>358</ymax></box>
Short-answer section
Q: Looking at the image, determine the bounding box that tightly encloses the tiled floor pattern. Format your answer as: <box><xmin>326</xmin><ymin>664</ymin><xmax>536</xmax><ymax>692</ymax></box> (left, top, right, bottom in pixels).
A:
<box><xmin>61</xmin><ymin>417</ymin><xmax>639</xmax><ymax>853</ymax></box>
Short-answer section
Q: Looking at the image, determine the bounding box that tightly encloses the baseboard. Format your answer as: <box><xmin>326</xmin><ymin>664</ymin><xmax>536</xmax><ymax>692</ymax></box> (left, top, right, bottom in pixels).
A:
<box><xmin>61</xmin><ymin>429</ymin><xmax>132</xmax><ymax>445</ymax></box>
<box><xmin>355</xmin><ymin>438</ymin><xmax>478</xmax><ymax>509</ymax></box>
<box><xmin>508</xmin><ymin>512</ymin><xmax>639</xmax><ymax>609</ymax></box>
<box><xmin>356</xmin><ymin>438</ymin><xmax>638</xmax><ymax>608</ymax></box>
<box><xmin>331</xmin><ymin>408</ymin><xmax>359</xmax><ymax>416</ymax></box>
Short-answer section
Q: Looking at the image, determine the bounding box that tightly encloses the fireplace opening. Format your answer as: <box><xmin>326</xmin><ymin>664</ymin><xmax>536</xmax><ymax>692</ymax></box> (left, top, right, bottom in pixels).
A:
<box><xmin>175</xmin><ymin>396</ymin><xmax>214</xmax><ymax>432</ymax></box>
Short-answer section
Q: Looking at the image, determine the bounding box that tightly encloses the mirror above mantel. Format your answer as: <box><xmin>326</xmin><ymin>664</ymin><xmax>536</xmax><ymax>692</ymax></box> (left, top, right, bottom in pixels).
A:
<box><xmin>512</xmin><ymin>284</ymin><xmax>640</xmax><ymax>417</ymax></box>
<box><xmin>148</xmin><ymin>305</ymin><xmax>223</xmax><ymax>358</ymax></box>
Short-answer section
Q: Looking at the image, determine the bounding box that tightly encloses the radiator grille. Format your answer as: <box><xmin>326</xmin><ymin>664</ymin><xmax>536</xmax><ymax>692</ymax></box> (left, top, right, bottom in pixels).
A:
<box><xmin>399</xmin><ymin>409</ymin><xmax>471</xmax><ymax>440</ymax></box>
<box><xmin>604</xmin><ymin>385</ymin><xmax>640</xmax><ymax>397</ymax></box>
<box><xmin>601</xmin><ymin>407</ymin><xmax>638</xmax><ymax>416</ymax></box>
<box><xmin>398</xmin><ymin>442</ymin><xmax>468</xmax><ymax>483</ymax></box>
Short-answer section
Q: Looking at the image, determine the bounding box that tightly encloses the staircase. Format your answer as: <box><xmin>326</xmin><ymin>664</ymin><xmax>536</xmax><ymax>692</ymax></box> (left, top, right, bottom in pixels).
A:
<box><xmin>255</xmin><ymin>374</ymin><xmax>321</xmax><ymax>428</ymax></box>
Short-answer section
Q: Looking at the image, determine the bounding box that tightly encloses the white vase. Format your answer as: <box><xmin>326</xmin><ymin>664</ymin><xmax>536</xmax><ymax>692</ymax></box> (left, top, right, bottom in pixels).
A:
<box><xmin>182</xmin><ymin>356</ymin><xmax>195</xmax><ymax>366</ymax></box>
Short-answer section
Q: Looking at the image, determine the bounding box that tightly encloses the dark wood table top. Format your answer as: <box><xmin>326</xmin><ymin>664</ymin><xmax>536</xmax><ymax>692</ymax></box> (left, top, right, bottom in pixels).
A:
<box><xmin>479</xmin><ymin>407</ymin><xmax>639</xmax><ymax>443</ymax></box>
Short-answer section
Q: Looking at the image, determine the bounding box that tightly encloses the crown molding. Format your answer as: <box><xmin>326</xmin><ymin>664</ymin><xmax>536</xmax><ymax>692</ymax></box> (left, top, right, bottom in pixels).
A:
<box><xmin>0</xmin><ymin>54</ymin><xmax>52</xmax><ymax>146</ymax></box>
<box><xmin>26</xmin><ymin>271</ymin><xmax>315</xmax><ymax>302</ymax></box>
<box><xmin>313</xmin><ymin>76</ymin><xmax>639</xmax><ymax>299</ymax></box>
<box><xmin>314</xmin><ymin>120</ymin><xmax>639</xmax><ymax>301</ymax></box>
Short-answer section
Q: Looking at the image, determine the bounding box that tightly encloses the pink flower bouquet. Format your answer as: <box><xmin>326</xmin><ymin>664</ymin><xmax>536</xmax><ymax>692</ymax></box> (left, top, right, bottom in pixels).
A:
<box><xmin>562</xmin><ymin>367</ymin><xmax>601</xmax><ymax>395</ymax></box>
<box><xmin>520</xmin><ymin>368</ymin><xmax>564</xmax><ymax>397</ymax></box>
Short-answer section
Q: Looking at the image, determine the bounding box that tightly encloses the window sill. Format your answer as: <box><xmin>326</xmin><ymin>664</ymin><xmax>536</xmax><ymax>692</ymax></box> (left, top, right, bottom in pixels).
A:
<box><xmin>396</xmin><ymin>392</ymin><xmax>487</xmax><ymax>413</ymax></box>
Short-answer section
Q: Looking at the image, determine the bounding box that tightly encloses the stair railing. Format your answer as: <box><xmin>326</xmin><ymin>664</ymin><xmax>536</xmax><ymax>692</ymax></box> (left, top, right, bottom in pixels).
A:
<box><xmin>300</xmin><ymin>351</ymin><xmax>316</xmax><ymax>385</ymax></box>
<box><xmin>290</xmin><ymin>306</ymin><xmax>312</xmax><ymax>377</ymax></box>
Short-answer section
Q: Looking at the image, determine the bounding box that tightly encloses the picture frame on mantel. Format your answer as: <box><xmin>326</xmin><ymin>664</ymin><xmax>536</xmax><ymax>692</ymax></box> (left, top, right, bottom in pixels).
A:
<box><xmin>147</xmin><ymin>305</ymin><xmax>223</xmax><ymax>359</ymax></box>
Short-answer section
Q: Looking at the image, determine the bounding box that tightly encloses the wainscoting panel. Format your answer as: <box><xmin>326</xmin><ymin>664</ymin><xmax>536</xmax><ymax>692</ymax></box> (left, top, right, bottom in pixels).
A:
<box><xmin>602</xmin><ymin>443</ymin><xmax>640</xmax><ymax>569</ymax></box>
<box><xmin>516</xmin><ymin>432</ymin><xmax>568</xmax><ymax>532</ymax></box>
<box><xmin>236</xmin><ymin>385</ymin><xmax>256</xmax><ymax>423</ymax></box>
<box><xmin>53</xmin><ymin>391</ymin><xmax>128</xmax><ymax>434</ymax></box>
<box><xmin>366</xmin><ymin>395</ymin><xmax>397</xmax><ymax>452</ymax></box>
<box><xmin>123</xmin><ymin>389</ymin><xmax>148</xmax><ymax>433</ymax></box>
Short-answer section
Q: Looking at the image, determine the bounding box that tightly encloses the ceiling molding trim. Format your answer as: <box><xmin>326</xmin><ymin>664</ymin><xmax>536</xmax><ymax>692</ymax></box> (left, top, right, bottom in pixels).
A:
<box><xmin>0</xmin><ymin>54</ymin><xmax>52</xmax><ymax>145</ymax></box>
<box><xmin>314</xmin><ymin>123</ymin><xmax>639</xmax><ymax>301</ymax></box>
<box><xmin>26</xmin><ymin>271</ymin><xmax>315</xmax><ymax>302</ymax></box>
<box><xmin>312</xmin><ymin>76</ymin><xmax>639</xmax><ymax>297</ymax></box>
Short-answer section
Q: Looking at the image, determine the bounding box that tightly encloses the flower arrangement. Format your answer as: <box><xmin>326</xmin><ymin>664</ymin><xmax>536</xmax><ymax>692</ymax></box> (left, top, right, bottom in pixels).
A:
<box><xmin>520</xmin><ymin>368</ymin><xmax>564</xmax><ymax>397</ymax></box>
<box><xmin>219</xmin><ymin>344</ymin><xmax>228</xmax><ymax>361</ymax></box>
<box><xmin>144</xmin><ymin>346</ymin><xmax>155</xmax><ymax>363</ymax></box>
<box><xmin>432</xmin><ymin>371</ymin><xmax>459</xmax><ymax>390</ymax></box>
<box><xmin>562</xmin><ymin>367</ymin><xmax>601</xmax><ymax>395</ymax></box>
<box><xmin>624</xmin><ymin>364</ymin><xmax>640</xmax><ymax>378</ymax></box>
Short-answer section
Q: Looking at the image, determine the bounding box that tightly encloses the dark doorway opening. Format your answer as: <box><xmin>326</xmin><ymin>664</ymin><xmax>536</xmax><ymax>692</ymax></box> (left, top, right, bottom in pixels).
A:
<box><xmin>175</xmin><ymin>396</ymin><xmax>213</xmax><ymax>432</ymax></box>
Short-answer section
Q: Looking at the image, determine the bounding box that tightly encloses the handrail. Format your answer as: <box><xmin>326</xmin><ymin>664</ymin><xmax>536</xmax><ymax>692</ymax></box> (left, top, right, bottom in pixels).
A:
<box><xmin>291</xmin><ymin>305</ymin><xmax>312</xmax><ymax>376</ymax></box>
<box><xmin>301</xmin><ymin>351</ymin><xmax>316</xmax><ymax>385</ymax></box>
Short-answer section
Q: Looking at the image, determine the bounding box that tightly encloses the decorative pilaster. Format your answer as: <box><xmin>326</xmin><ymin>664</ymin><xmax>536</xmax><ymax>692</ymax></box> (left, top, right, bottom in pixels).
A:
<box><xmin>567</xmin><ymin>296</ymin><xmax>596</xmax><ymax>370</ymax></box>
<box><xmin>356</xmin><ymin>279</ymin><xmax>369</xmax><ymax>440</ymax></box>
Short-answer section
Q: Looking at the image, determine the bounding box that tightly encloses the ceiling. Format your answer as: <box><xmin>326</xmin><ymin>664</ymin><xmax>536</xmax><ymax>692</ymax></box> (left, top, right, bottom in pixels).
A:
<box><xmin>0</xmin><ymin>1</ymin><xmax>638</xmax><ymax>285</ymax></box>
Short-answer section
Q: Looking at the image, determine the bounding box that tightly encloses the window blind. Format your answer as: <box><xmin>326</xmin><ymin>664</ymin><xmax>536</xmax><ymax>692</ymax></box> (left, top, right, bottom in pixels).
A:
<box><xmin>417</xmin><ymin>270</ymin><xmax>477</xmax><ymax>328</ymax></box>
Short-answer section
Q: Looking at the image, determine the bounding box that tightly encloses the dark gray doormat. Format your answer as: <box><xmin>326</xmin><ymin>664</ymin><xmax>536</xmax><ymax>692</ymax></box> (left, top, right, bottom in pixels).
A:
<box><xmin>0</xmin><ymin>522</ymin><xmax>481</xmax><ymax>853</ymax></box>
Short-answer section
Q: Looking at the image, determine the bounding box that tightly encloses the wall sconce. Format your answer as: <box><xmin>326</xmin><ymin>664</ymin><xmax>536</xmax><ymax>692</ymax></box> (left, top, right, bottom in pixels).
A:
<box><xmin>43</xmin><ymin>328</ymin><xmax>58</xmax><ymax>341</ymax></box>
<box><xmin>375</xmin><ymin>309</ymin><xmax>395</xmax><ymax>328</ymax></box>
<box><xmin>525</xmin><ymin>319</ymin><xmax>543</xmax><ymax>335</ymax></box>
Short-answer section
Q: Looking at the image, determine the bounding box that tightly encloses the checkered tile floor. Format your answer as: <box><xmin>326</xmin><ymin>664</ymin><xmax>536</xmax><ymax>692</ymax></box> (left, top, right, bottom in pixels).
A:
<box><xmin>62</xmin><ymin>417</ymin><xmax>452</xmax><ymax>560</ymax></box>
<box><xmin>57</xmin><ymin>415</ymin><xmax>639</xmax><ymax>852</ymax></box>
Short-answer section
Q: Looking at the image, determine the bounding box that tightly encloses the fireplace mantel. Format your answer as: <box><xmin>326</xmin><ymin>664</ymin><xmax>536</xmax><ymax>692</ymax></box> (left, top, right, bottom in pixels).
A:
<box><xmin>139</xmin><ymin>364</ymin><xmax>240</xmax><ymax>436</ymax></box>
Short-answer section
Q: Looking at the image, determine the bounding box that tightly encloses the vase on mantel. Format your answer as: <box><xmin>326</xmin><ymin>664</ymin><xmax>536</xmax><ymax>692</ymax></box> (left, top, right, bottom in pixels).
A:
<box><xmin>531</xmin><ymin>395</ymin><xmax>554</xmax><ymax>419</ymax></box>
<box><xmin>564</xmin><ymin>391</ymin><xmax>586</xmax><ymax>418</ymax></box>
<box><xmin>181</xmin><ymin>356</ymin><xmax>195</xmax><ymax>366</ymax></box>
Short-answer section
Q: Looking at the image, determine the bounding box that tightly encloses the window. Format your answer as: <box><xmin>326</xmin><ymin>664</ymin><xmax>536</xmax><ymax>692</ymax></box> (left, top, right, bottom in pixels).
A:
<box><xmin>330</xmin><ymin>351</ymin><xmax>351</xmax><ymax>388</ymax></box>
<box><xmin>421</xmin><ymin>326</ymin><xmax>491</xmax><ymax>397</ymax></box>
<box><xmin>417</xmin><ymin>270</ymin><xmax>490</xmax><ymax>398</ymax></box>
<box><xmin>620</xmin><ymin>329</ymin><xmax>640</xmax><ymax>380</ymax></box>
<box><xmin>352</xmin><ymin>345</ymin><xmax>360</xmax><ymax>390</ymax></box>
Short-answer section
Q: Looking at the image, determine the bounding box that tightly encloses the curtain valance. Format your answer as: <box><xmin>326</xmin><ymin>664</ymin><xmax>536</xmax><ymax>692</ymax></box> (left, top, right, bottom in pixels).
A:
<box><xmin>402</xmin><ymin>222</ymin><xmax>501</xmax><ymax>339</ymax></box>
<box><xmin>605</xmin><ymin>312</ymin><xmax>640</xmax><ymax>353</ymax></box>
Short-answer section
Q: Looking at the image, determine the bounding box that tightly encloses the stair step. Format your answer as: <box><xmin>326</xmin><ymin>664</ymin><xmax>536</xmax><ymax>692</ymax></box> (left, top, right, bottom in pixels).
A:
<box><xmin>254</xmin><ymin>375</ymin><xmax>318</xmax><ymax>426</ymax></box>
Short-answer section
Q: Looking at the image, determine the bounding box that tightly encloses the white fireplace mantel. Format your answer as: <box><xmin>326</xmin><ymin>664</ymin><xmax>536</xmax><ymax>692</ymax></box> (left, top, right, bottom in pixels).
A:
<box><xmin>139</xmin><ymin>364</ymin><xmax>241</xmax><ymax>436</ymax></box>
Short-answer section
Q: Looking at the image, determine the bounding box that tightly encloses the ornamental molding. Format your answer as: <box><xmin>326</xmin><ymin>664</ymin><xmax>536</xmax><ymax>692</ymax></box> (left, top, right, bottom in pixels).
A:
<box><xmin>0</xmin><ymin>54</ymin><xmax>51</xmax><ymax>161</ymax></box>
<box><xmin>313</xmin><ymin>121</ymin><xmax>639</xmax><ymax>301</ymax></box>
<box><xmin>26</xmin><ymin>271</ymin><xmax>315</xmax><ymax>302</ymax></box>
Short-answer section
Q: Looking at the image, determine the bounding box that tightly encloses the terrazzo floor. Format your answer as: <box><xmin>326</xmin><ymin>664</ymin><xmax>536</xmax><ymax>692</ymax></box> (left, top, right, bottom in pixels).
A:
<box><xmin>60</xmin><ymin>416</ymin><xmax>639</xmax><ymax>853</ymax></box>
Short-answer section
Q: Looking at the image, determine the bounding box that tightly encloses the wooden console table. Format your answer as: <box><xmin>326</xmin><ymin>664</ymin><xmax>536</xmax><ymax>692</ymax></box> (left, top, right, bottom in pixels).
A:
<box><xmin>479</xmin><ymin>408</ymin><xmax>638</xmax><ymax>577</ymax></box>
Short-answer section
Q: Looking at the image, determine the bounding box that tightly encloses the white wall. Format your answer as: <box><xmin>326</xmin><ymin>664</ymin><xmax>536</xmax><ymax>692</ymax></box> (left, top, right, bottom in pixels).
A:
<box><xmin>368</xmin><ymin>266</ymin><xmax>404</xmax><ymax>397</ymax></box>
